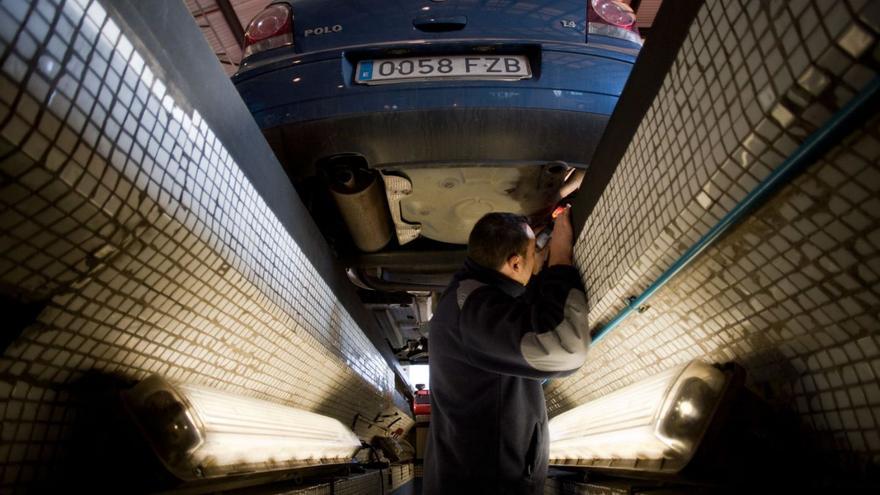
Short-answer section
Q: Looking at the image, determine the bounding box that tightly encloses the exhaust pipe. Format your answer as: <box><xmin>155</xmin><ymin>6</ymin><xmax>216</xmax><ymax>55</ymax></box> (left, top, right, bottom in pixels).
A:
<box><xmin>329</xmin><ymin>165</ymin><xmax>392</xmax><ymax>252</ymax></box>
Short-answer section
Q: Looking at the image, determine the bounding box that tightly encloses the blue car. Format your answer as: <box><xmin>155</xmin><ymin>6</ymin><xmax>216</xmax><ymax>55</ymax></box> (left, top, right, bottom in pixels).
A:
<box><xmin>232</xmin><ymin>0</ymin><xmax>641</xmax><ymax>298</ymax></box>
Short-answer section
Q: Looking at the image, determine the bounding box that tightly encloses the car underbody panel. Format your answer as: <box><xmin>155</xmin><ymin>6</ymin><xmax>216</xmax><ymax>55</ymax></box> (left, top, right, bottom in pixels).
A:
<box><xmin>383</xmin><ymin>164</ymin><xmax>582</xmax><ymax>245</ymax></box>
<box><xmin>264</xmin><ymin>107</ymin><xmax>609</xmax><ymax>177</ymax></box>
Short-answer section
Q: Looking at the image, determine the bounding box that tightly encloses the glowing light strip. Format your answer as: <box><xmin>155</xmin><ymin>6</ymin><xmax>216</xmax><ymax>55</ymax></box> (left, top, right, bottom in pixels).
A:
<box><xmin>125</xmin><ymin>375</ymin><xmax>361</xmax><ymax>480</ymax></box>
<box><xmin>549</xmin><ymin>360</ymin><xmax>726</xmax><ymax>472</ymax></box>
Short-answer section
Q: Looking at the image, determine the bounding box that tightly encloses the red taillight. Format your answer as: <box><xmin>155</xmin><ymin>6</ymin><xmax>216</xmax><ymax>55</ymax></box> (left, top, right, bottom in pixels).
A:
<box><xmin>243</xmin><ymin>4</ymin><xmax>293</xmax><ymax>58</ymax></box>
<box><xmin>590</xmin><ymin>0</ymin><xmax>637</xmax><ymax>28</ymax></box>
<box><xmin>587</xmin><ymin>0</ymin><xmax>642</xmax><ymax>45</ymax></box>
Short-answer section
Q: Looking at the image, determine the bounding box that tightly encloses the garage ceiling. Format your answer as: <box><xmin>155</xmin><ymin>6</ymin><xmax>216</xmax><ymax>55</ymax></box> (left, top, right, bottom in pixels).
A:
<box><xmin>186</xmin><ymin>0</ymin><xmax>663</xmax><ymax>76</ymax></box>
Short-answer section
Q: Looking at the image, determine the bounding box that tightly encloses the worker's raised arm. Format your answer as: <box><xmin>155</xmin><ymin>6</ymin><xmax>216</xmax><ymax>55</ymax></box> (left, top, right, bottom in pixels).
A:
<box><xmin>458</xmin><ymin>264</ymin><xmax>590</xmax><ymax>379</ymax></box>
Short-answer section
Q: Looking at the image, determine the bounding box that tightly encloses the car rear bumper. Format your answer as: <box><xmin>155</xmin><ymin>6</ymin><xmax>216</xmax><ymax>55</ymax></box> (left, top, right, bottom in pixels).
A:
<box><xmin>234</xmin><ymin>42</ymin><xmax>634</xmax><ymax>126</ymax></box>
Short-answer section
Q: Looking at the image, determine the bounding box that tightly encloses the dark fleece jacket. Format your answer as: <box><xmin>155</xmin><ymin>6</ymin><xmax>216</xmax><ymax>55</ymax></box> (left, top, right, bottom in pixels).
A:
<box><xmin>424</xmin><ymin>258</ymin><xmax>589</xmax><ymax>495</ymax></box>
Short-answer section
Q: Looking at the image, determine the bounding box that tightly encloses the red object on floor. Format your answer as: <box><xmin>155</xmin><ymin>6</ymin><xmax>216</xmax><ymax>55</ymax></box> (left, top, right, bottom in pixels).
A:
<box><xmin>413</xmin><ymin>389</ymin><xmax>431</xmax><ymax>415</ymax></box>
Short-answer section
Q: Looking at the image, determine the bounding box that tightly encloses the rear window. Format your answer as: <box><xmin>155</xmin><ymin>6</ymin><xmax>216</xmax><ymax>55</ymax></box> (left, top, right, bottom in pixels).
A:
<box><xmin>415</xmin><ymin>394</ymin><xmax>430</xmax><ymax>404</ymax></box>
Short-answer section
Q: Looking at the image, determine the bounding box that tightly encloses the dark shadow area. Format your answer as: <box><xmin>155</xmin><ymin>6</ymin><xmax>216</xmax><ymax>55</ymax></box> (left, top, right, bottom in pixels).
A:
<box><xmin>688</xmin><ymin>383</ymin><xmax>878</xmax><ymax>492</ymax></box>
<box><xmin>29</xmin><ymin>371</ymin><xmax>171</xmax><ymax>494</ymax></box>
<box><xmin>0</xmin><ymin>291</ymin><xmax>47</xmax><ymax>355</ymax></box>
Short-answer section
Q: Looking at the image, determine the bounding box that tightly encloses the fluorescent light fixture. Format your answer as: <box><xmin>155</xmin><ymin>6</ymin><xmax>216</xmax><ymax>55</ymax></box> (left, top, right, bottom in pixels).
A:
<box><xmin>548</xmin><ymin>360</ymin><xmax>729</xmax><ymax>473</ymax></box>
<box><xmin>123</xmin><ymin>375</ymin><xmax>361</xmax><ymax>480</ymax></box>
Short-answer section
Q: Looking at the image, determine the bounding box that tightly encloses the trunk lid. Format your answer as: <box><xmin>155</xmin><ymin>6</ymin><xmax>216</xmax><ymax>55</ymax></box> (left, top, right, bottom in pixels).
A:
<box><xmin>289</xmin><ymin>0</ymin><xmax>587</xmax><ymax>53</ymax></box>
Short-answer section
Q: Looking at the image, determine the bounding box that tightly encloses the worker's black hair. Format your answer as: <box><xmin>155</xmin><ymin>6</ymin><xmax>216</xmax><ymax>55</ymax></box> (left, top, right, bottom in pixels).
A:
<box><xmin>467</xmin><ymin>212</ymin><xmax>531</xmax><ymax>270</ymax></box>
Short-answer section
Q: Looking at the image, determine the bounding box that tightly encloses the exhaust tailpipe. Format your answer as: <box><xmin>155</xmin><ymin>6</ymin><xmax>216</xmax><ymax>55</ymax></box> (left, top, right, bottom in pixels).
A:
<box><xmin>329</xmin><ymin>166</ymin><xmax>392</xmax><ymax>252</ymax></box>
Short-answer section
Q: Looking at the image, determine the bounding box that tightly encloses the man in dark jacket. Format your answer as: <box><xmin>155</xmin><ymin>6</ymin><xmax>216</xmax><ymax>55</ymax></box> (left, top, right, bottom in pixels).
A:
<box><xmin>424</xmin><ymin>208</ymin><xmax>589</xmax><ymax>494</ymax></box>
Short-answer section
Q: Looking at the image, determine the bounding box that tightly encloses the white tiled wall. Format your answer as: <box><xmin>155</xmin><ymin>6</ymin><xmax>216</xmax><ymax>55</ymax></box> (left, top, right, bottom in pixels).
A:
<box><xmin>550</xmin><ymin>0</ymin><xmax>880</xmax><ymax>466</ymax></box>
<box><xmin>0</xmin><ymin>0</ymin><xmax>411</xmax><ymax>490</ymax></box>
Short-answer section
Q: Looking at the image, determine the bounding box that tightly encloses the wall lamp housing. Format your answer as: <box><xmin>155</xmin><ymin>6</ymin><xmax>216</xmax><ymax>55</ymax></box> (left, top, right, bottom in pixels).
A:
<box><xmin>122</xmin><ymin>375</ymin><xmax>361</xmax><ymax>481</ymax></box>
<box><xmin>549</xmin><ymin>360</ymin><xmax>731</xmax><ymax>473</ymax></box>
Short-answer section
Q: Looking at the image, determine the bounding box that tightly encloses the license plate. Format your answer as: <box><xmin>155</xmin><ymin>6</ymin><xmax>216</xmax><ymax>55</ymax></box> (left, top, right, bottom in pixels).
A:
<box><xmin>355</xmin><ymin>55</ymin><xmax>531</xmax><ymax>84</ymax></box>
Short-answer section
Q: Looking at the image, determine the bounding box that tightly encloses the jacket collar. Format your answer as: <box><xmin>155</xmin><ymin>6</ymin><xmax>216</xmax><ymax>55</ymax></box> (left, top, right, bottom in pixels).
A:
<box><xmin>459</xmin><ymin>257</ymin><xmax>526</xmax><ymax>298</ymax></box>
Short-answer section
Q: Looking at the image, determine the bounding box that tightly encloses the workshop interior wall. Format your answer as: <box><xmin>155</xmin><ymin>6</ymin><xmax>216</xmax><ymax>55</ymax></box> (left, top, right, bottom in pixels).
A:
<box><xmin>0</xmin><ymin>1</ymin><xmax>411</xmax><ymax>491</ymax></box>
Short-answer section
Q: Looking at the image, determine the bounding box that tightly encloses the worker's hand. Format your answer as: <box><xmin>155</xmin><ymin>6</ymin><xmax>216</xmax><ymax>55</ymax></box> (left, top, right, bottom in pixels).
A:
<box><xmin>547</xmin><ymin>205</ymin><xmax>573</xmax><ymax>266</ymax></box>
<box><xmin>533</xmin><ymin>229</ymin><xmax>549</xmax><ymax>275</ymax></box>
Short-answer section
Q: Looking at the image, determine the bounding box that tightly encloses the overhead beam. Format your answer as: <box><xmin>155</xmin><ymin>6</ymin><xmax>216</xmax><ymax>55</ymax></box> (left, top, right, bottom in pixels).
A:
<box><xmin>216</xmin><ymin>0</ymin><xmax>246</xmax><ymax>48</ymax></box>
